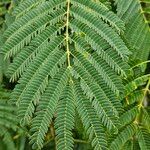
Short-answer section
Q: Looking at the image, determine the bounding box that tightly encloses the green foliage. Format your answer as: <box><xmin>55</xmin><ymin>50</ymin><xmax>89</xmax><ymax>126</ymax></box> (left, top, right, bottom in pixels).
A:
<box><xmin>137</xmin><ymin>127</ymin><xmax>150</xmax><ymax>150</ymax></box>
<box><xmin>0</xmin><ymin>0</ymin><xmax>150</xmax><ymax>150</ymax></box>
<box><xmin>110</xmin><ymin>68</ymin><xmax>150</xmax><ymax>149</ymax></box>
<box><xmin>116</xmin><ymin>0</ymin><xmax>150</xmax><ymax>61</ymax></box>
<box><xmin>0</xmin><ymin>0</ymin><xmax>11</xmax><ymax>83</ymax></box>
<box><xmin>141</xmin><ymin>0</ymin><xmax>150</xmax><ymax>24</ymax></box>
<box><xmin>0</xmin><ymin>86</ymin><xmax>18</xmax><ymax>150</ymax></box>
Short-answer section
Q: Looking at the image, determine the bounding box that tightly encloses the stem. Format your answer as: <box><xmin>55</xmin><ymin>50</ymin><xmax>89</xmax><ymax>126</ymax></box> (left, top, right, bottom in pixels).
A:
<box><xmin>130</xmin><ymin>60</ymin><xmax>150</xmax><ymax>70</ymax></box>
<box><xmin>74</xmin><ymin>139</ymin><xmax>89</xmax><ymax>144</ymax></box>
<box><xmin>134</xmin><ymin>78</ymin><xmax>150</xmax><ymax>124</ymax></box>
<box><xmin>66</xmin><ymin>0</ymin><xmax>71</xmax><ymax>68</ymax></box>
<box><xmin>143</xmin><ymin>78</ymin><xmax>150</xmax><ymax>99</ymax></box>
<box><xmin>138</xmin><ymin>79</ymin><xmax>150</xmax><ymax>109</ymax></box>
<box><xmin>139</xmin><ymin>1</ymin><xmax>150</xmax><ymax>31</ymax></box>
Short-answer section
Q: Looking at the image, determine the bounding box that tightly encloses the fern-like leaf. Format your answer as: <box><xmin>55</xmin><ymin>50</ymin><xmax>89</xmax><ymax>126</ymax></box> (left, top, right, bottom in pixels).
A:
<box><xmin>119</xmin><ymin>107</ymin><xmax>139</xmax><ymax>127</ymax></box>
<box><xmin>109</xmin><ymin>124</ymin><xmax>138</xmax><ymax>150</ymax></box>
<box><xmin>74</xmin><ymin>82</ymin><xmax>108</xmax><ymax>150</ymax></box>
<box><xmin>2</xmin><ymin>0</ymin><xmax>131</xmax><ymax>149</ymax></box>
<box><xmin>137</xmin><ymin>127</ymin><xmax>150</xmax><ymax>150</ymax></box>
<box><xmin>116</xmin><ymin>0</ymin><xmax>150</xmax><ymax>61</ymax></box>
<box><xmin>30</xmin><ymin>69</ymin><xmax>69</xmax><ymax>149</ymax></box>
<box><xmin>55</xmin><ymin>85</ymin><xmax>75</xmax><ymax>150</ymax></box>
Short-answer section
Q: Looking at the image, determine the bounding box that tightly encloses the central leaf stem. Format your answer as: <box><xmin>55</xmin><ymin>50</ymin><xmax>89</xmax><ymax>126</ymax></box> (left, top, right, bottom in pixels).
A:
<box><xmin>66</xmin><ymin>0</ymin><xmax>71</xmax><ymax>67</ymax></box>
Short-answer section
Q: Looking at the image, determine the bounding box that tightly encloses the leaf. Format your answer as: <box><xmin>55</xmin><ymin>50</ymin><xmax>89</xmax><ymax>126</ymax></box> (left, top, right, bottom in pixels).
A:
<box><xmin>116</xmin><ymin>0</ymin><xmax>150</xmax><ymax>61</ymax></box>
<box><xmin>137</xmin><ymin>127</ymin><xmax>150</xmax><ymax>150</ymax></box>
<box><xmin>109</xmin><ymin>124</ymin><xmax>138</xmax><ymax>150</ymax></box>
<box><xmin>2</xmin><ymin>0</ymin><xmax>131</xmax><ymax>149</ymax></box>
